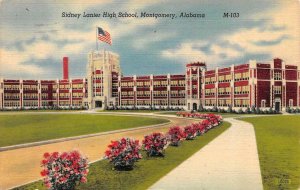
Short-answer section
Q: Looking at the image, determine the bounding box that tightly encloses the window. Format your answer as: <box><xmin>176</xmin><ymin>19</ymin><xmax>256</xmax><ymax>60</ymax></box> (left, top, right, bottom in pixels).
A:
<box><xmin>274</xmin><ymin>72</ymin><xmax>282</xmax><ymax>80</ymax></box>
<box><xmin>274</xmin><ymin>86</ymin><xmax>281</xmax><ymax>94</ymax></box>
<box><xmin>289</xmin><ymin>99</ymin><xmax>293</xmax><ymax>107</ymax></box>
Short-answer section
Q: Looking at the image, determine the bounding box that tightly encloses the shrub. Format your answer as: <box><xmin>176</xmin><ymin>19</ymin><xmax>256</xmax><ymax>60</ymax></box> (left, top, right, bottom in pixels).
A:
<box><xmin>227</xmin><ymin>105</ymin><xmax>233</xmax><ymax>113</ymax></box>
<box><xmin>142</xmin><ymin>132</ymin><xmax>168</xmax><ymax>157</ymax></box>
<box><xmin>237</xmin><ymin>108</ymin><xmax>244</xmax><ymax>114</ymax></box>
<box><xmin>167</xmin><ymin>126</ymin><xmax>185</xmax><ymax>146</ymax></box>
<box><xmin>184</xmin><ymin>125</ymin><xmax>196</xmax><ymax>140</ymax></box>
<box><xmin>192</xmin><ymin>123</ymin><xmax>204</xmax><ymax>136</ymax></box>
<box><xmin>104</xmin><ymin>138</ymin><xmax>142</xmax><ymax>170</ymax></box>
<box><xmin>40</xmin><ymin>150</ymin><xmax>89</xmax><ymax>190</ymax></box>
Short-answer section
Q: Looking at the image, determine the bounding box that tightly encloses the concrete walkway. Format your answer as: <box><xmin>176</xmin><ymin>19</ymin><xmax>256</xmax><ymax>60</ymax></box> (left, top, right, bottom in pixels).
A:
<box><xmin>0</xmin><ymin>115</ymin><xmax>198</xmax><ymax>190</ymax></box>
<box><xmin>150</xmin><ymin>117</ymin><xmax>263</xmax><ymax>190</ymax></box>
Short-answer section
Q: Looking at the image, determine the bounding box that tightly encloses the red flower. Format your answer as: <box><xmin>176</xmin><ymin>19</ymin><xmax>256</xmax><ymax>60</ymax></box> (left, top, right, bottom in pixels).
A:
<box><xmin>43</xmin><ymin>152</ymin><xmax>50</xmax><ymax>159</ymax></box>
<box><xmin>40</xmin><ymin>169</ymin><xmax>48</xmax><ymax>176</ymax></box>
<box><xmin>40</xmin><ymin>150</ymin><xmax>88</xmax><ymax>189</ymax></box>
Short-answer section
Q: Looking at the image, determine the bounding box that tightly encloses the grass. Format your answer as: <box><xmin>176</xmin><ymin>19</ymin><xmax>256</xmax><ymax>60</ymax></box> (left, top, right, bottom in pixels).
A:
<box><xmin>14</xmin><ymin>122</ymin><xmax>231</xmax><ymax>190</ymax></box>
<box><xmin>99</xmin><ymin>110</ymin><xmax>159</xmax><ymax>113</ymax></box>
<box><xmin>0</xmin><ymin>114</ymin><xmax>168</xmax><ymax>147</ymax></box>
<box><xmin>240</xmin><ymin>115</ymin><xmax>300</xmax><ymax>190</ymax></box>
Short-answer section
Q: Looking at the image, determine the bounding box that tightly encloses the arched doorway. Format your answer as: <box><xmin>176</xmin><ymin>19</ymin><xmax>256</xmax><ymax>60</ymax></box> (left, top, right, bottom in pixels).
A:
<box><xmin>193</xmin><ymin>103</ymin><xmax>197</xmax><ymax>111</ymax></box>
<box><xmin>274</xmin><ymin>98</ymin><xmax>281</xmax><ymax>112</ymax></box>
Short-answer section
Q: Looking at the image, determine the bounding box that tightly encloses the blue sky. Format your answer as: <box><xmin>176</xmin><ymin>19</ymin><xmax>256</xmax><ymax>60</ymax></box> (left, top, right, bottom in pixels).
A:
<box><xmin>0</xmin><ymin>0</ymin><xmax>299</xmax><ymax>79</ymax></box>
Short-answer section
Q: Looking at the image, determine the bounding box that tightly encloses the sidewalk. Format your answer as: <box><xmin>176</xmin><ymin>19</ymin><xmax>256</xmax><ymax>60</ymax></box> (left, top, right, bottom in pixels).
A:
<box><xmin>150</xmin><ymin>118</ymin><xmax>263</xmax><ymax>190</ymax></box>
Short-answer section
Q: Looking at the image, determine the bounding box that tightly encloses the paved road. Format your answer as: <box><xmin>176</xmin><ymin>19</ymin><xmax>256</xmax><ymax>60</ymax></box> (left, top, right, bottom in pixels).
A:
<box><xmin>150</xmin><ymin>117</ymin><xmax>263</xmax><ymax>190</ymax></box>
<box><xmin>0</xmin><ymin>113</ymin><xmax>198</xmax><ymax>190</ymax></box>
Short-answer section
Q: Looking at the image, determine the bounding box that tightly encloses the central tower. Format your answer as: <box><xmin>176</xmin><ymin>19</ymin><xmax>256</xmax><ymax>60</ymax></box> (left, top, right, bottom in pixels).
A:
<box><xmin>185</xmin><ymin>62</ymin><xmax>206</xmax><ymax>110</ymax></box>
<box><xmin>87</xmin><ymin>50</ymin><xmax>121</xmax><ymax>109</ymax></box>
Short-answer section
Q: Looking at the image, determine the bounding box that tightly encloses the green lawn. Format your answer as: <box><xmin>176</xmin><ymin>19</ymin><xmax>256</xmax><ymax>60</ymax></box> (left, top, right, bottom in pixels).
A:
<box><xmin>0</xmin><ymin>114</ymin><xmax>168</xmax><ymax>147</ymax></box>
<box><xmin>99</xmin><ymin>110</ymin><xmax>159</xmax><ymax>113</ymax></box>
<box><xmin>240</xmin><ymin>115</ymin><xmax>300</xmax><ymax>190</ymax></box>
<box><xmin>14</xmin><ymin>122</ymin><xmax>230</xmax><ymax>190</ymax></box>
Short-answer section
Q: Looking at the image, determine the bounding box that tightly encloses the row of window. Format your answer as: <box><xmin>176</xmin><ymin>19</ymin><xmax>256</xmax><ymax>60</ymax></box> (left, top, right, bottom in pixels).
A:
<box><xmin>137</xmin><ymin>100</ymin><xmax>151</xmax><ymax>105</ymax></box>
<box><xmin>205</xmin><ymin>99</ymin><xmax>216</xmax><ymax>106</ymax></box>
<box><xmin>234</xmin><ymin>99</ymin><xmax>250</xmax><ymax>107</ymax></box>
<box><xmin>72</xmin><ymin>84</ymin><xmax>84</xmax><ymax>89</ymax></box>
<box><xmin>205</xmin><ymin>77</ymin><xmax>216</xmax><ymax>84</ymax></box>
<box><xmin>136</xmin><ymin>81</ymin><xmax>150</xmax><ymax>86</ymax></box>
<box><xmin>121</xmin><ymin>100</ymin><xmax>135</xmax><ymax>105</ymax></box>
<box><xmin>153</xmin><ymin>100</ymin><xmax>168</xmax><ymax>106</ymax></box>
<box><xmin>234</xmin><ymin>72</ymin><xmax>249</xmax><ymax>81</ymax></box>
<box><xmin>136</xmin><ymin>91</ymin><xmax>151</xmax><ymax>96</ymax></box>
<box><xmin>59</xmin><ymin>84</ymin><xmax>70</xmax><ymax>89</ymax></box>
<box><xmin>205</xmin><ymin>89</ymin><xmax>215</xmax><ymax>96</ymax></box>
<box><xmin>170</xmin><ymin>99</ymin><xmax>186</xmax><ymax>106</ymax></box>
<box><xmin>218</xmin><ymin>87</ymin><xmax>231</xmax><ymax>95</ymax></box>
<box><xmin>59</xmin><ymin>93</ymin><xmax>70</xmax><ymax>98</ymax></box>
<box><xmin>4</xmin><ymin>85</ymin><xmax>20</xmax><ymax>90</ymax></box>
<box><xmin>218</xmin><ymin>74</ymin><xmax>232</xmax><ymax>83</ymax></box>
<box><xmin>121</xmin><ymin>82</ymin><xmax>134</xmax><ymax>87</ymax></box>
<box><xmin>170</xmin><ymin>80</ymin><xmax>185</xmax><ymax>86</ymax></box>
<box><xmin>4</xmin><ymin>93</ymin><xmax>20</xmax><ymax>99</ymax></box>
<box><xmin>121</xmin><ymin>91</ymin><xmax>134</xmax><ymax>96</ymax></box>
<box><xmin>218</xmin><ymin>99</ymin><xmax>232</xmax><ymax>107</ymax></box>
<box><xmin>153</xmin><ymin>81</ymin><xmax>168</xmax><ymax>86</ymax></box>
<box><xmin>23</xmin><ymin>93</ymin><xmax>38</xmax><ymax>99</ymax></box>
<box><xmin>2</xmin><ymin>100</ymin><xmax>84</xmax><ymax>107</ymax></box>
<box><xmin>23</xmin><ymin>85</ymin><xmax>38</xmax><ymax>90</ymax></box>
<box><xmin>234</xmin><ymin>86</ymin><xmax>250</xmax><ymax>94</ymax></box>
<box><xmin>73</xmin><ymin>92</ymin><xmax>83</xmax><ymax>98</ymax></box>
<box><xmin>4</xmin><ymin>101</ymin><xmax>20</xmax><ymax>107</ymax></box>
<box><xmin>23</xmin><ymin>101</ymin><xmax>38</xmax><ymax>107</ymax></box>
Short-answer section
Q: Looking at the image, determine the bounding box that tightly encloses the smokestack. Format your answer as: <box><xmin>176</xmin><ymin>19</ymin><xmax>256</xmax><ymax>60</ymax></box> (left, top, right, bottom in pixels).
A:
<box><xmin>63</xmin><ymin>57</ymin><xmax>69</xmax><ymax>80</ymax></box>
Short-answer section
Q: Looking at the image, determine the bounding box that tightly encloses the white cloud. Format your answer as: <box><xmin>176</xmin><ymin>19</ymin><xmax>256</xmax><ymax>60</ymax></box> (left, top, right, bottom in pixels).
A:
<box><xmin>249</xmin><ymin>2</ymin><xmax>299</xmax><ymax>64</ymax></box>
<box><xmin>162</xmin><ymin>2</ymin><xmax>300</xmax><ymax>67</ymax></box>
<box><xmin>0</xmin><ymin>48</ymin><xmax>45</xmax><ymax>76</ymax></box>
<box><xmin>162</xmin><ymin>41</ymin><xmax>211</xmax><ymax>63</ymax></box>
<box><xmin>161</xmin><ymin>40</ymin><xmax>243</xmax><ymax>67</ymax></box>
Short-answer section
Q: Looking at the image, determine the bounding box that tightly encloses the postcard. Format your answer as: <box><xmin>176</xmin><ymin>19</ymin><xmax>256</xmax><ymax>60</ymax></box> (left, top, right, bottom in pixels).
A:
<box><xmin>0</xmin><ymin>0</ymin><xmax>299</xmax><ymax>190</ymax></box>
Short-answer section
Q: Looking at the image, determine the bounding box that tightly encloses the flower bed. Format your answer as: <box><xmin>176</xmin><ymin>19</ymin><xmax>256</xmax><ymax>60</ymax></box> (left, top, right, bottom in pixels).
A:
<box><xmin>176</xmin><ymin>112</ymin><xmax>223</xmax><ymax>122</ymax></box>
<box><xmin>40</xmin><ymin>150</ymin><xmax>89</xmax><ymax>190</ymax></box>
<box><xmin>102</xmin><ymin>113</ymin><xmax>222</xmax><ymax>170</ymax></box>
<box><xmin>142</xmin><ymin>132</ymin><xmax>168</xmax><ymax>157</ymax></box>
<box><xmin>104</xmin><ymin>138</ymin><xmax>142</xmax><ymax>170</ymax></box>
<box><xmin>192</xmin><ymin>123</ymin><xmax>205</xmax><ymax>136</ymax></box>
<box><xmin>167</xmin><ymin>126</ymin><xmax>186</xmax><ymax>146</ymax></box>
<box><xmin>184</xmin><ymin>125</ymin><xmax>196</xmax><ymax>140</ymax></box>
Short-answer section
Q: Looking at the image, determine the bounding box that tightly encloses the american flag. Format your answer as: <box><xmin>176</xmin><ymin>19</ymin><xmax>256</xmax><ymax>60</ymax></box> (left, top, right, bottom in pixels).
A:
<box><xmin>98</xmin><ymin>27</ymin><xmax>112</xmax><ymax>45</ymax></box>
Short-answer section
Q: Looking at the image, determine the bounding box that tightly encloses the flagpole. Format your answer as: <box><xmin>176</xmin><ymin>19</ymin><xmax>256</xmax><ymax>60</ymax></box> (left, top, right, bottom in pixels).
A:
<box><xmin>96</xmin><ymin>27</ymin><xmax>98</xmax><ymax>51</ymax></box>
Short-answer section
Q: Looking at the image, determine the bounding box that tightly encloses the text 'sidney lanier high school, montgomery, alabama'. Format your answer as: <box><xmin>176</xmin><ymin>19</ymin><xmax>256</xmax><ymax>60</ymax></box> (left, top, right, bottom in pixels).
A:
<box><xmin>1</xmin><ymin>50</ymin><xmax>300</xmax><ymax>112</ymax></box>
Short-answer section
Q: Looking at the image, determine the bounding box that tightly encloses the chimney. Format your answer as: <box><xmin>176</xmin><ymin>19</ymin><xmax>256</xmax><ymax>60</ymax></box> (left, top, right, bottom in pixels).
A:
<box><xmin>63</xmin><ymin>57</ymin><xmax>69</xmax><ymax>80</ymax></box>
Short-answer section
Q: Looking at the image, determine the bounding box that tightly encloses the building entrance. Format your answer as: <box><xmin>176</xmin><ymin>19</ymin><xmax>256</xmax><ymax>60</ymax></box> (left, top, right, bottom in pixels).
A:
<box><xmin>193</xmin><ymin>103</ymin><xmax>197</xmax><ymax>111</ymax></box>
<box><xmin>95</xmin><ymin>101</ymin><xmax>102</xmax><ymax>108</ymax></box>
<box><xmin>275</xmin><ymin>102</ymin><xmax>280</xmax><ymax>112</ymax></box>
